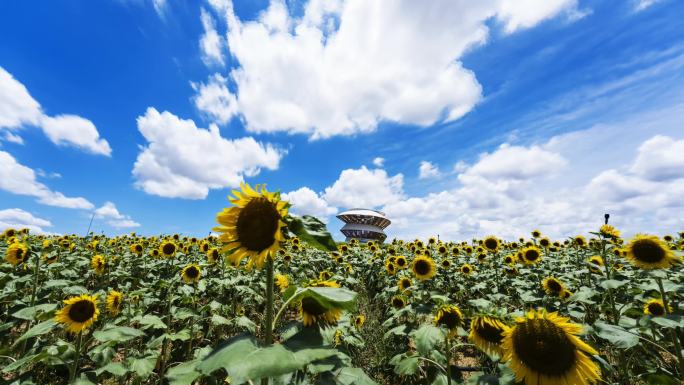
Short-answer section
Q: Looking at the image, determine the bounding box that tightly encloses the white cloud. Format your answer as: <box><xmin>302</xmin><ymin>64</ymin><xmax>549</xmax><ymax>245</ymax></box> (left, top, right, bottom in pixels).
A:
<box><xmin>94</xmin><ymin>202</ymin><xmax>141</xmax><ymax>228</ymax></box>
<box><xmin>630</xmin><ymin>135</ymin><xmax>684</xmax><ymax>181</ymax></box>
<box><xmin>192</xmin><ymin>74</ymin><xmax>238</xmax><ymax>125</ymax></box>
<box><xmin>418</xmin><ymin>161</ymin><xmax>441</xmax><ymax>179</ymax></box>
<box><xmin>200</xmin><ymin>8</ymin><xmax>225</xmax><ymax>66</ymax></box>
<box><xmin>0</xmin><ymin>150</ymin><xmax>94</xmax><ymax>209</ymax></box>
<box><xmin>203</xmin><ymin>0</ymin><xmax>576</xmax><ymax>139</ymax></box>
<box><xmin>372</xmin><ymin>157</ymin><xmax>385</xmax><ymax>167</ymax></box>
<box><xmin>3</xmin><ymin>132</ymin><xmax>24</xmax><ymax>144</ymax></box>
<box><xmin>132</xmin><ymin>107</ymin><xmax>284</xmax><ymax>199</ymax></box>
<box><xmin>0</xmin><ymin>67</ymin><xmax>111</xmax><ymax>155</ymax></box>
<box><xmin>323</xmin><ymin>166</ymin><xmax>404</xmax><ymax>209</ymax></box>
<box><xmin>40</xmin><ymin>115</ymin><xmax>112</xmax><ymax>156</ymax></box>
<box><xmin>152</xmin><ymin>0</ymin><xmax>168</xmax><ymax>17</ymax></box>
<box><xmin>282</xmin><ymin>187</ymin><xmax>337</xmax><ymax>221</ymax></box>
<box><xmin>634</xmin><ymin>0</ymin><xmax>662</xmax><ymax>11</ymax></box>
<box><xmin>0</xmin><ymin>208</ymin><xmax>53</xmax><ymax>234</ymax></box>
<box><xmin>108</xmin><ymin>219</ymin><xmax>141</xmax><ymax>229</ymax></box>
<box><xmin>463</xmin><ymin>144</ymin><xmax>567</xmax><ymax>181</ymax></box>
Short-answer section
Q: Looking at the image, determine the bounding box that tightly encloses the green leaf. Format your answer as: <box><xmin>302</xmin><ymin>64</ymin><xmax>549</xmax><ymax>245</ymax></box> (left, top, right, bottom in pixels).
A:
<box><xmin>95</xmin><ymin>362</ymin><xmax>129</xmax><ymax>376</ymax></box>
<box><xmin>569</xmin><ymin>287</ymin><xmax>597</xmax><ymax>304</ymax></box>
<box><xmin>137</xmin><ymin>314</ymin><xmax>167</xmax><ymax>329</ymax></box>
<box><xmin>128</xmin><ymin>355</ymin><xmax>157</xmax><ymax>379</ymax></box>
<box><xmin>600</xmin><ymin>279</ymin><xmax>628</xmax><ymax>290</ymax></box>
<box><xmin>166</xmin><ymin>360</ymin><xmax>201</xmax><ymax>385</ymax></box>
<box><xmin>284</xmin><ymin>214</ymin><xmax>338</xmax><ymax>251</ymax></box>
<box><xmin>13</xmin><ymin>320</ymin><xmax>57</xmax><ymax>345</ymax></box>
<box><xmin>593</xmin><ymin>321</ymin><xmax>639</xmax><ymax>349</ymax></box>
<box><xmin>210</xmin><ymin>314</ymin><xmax>230</xmax><ymax>326</ymax></box>
<box><xmin>93</xmin><ymin>326</ymin><xmax>145</xmax><ymax>343</ymax></box>
<box><xmin>335</xmin><ymin>367</ymin><xmax>377</xmax><ymax>385</ymax></box>
<box><xmin>287</xmin><ymin>287</ymin><xmax>357</xmax><ymax>313</ymax></box>
<box><xmin>12</xmin><ymin>304</ymin><xmax>58</xmax><ymax>320</ymax></box>
<box><xmin>394</xmin><ymin>356</ymin><xmax>419</xmax><ymax>375</ymax></box>
<box><xmin>412</xmin><ymin>324</ymin><xmax>444</xmax><ymax>357</ymax></box>
<box><xmin>645</xmin><ymin>373</ymin><xmax>680</xmax><ymax>385</ymax></box>
<box><xmin>468</xmin><ymin>298</ymin><xmax>492</xmax><ymax>310</ymax></box>
<box><xmin>235</xmin><ymin>316</ymin><xmax>257</xmax><ymax>333</ymax></box>
<box><xmin>650</xmin><ymin>316</ymin><xmax>684</xmax><ymax>329</ymax></box>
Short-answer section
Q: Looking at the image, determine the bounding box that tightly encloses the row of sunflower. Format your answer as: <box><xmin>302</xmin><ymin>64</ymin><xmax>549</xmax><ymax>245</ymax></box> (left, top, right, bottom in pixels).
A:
<box><xmin>1</xmin><ymin>183</ymin><xmax>683</xmax><ymax>385</ymax></box>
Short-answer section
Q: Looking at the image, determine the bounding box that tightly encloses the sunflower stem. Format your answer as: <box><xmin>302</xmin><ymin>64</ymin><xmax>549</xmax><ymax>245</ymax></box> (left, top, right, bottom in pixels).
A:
<box><xmin>444</xmin><ymin>335</ymin><xmax>452</xmax><ymax>385</ymax></box>
<box><xmin>656</xmin><ymin>277</ymin><xmax>684</xmax><ymax>377</ymax></box>
<box><xmin>261</xmin><ymin>258</ymin><xmax>275</xmax><ymax>385</ymax></box>
<box><xmin>69</xmin><ymin>332</ymin><xmax>83</xmax><ymax>383</ymax></box>
<box><xmin>20</xmin><ymin>249</ymin><xmax>42</xmax><ymax>355</ymax></box>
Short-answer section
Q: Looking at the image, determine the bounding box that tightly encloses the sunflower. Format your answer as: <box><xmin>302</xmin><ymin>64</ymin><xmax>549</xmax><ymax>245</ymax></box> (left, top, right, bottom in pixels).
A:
<box><xmin>106</xmin><ymin>290</ymin><xmax>124</xmax><ymax>316</ymax></box>
<box><xmin>461</xmin><ymin>263</ymin><xmax>474</xmax><ymax>275</ymax></box>
<box><xmin>181</xmin><ymin>264</ymin><xmax>201</xmax><ymax>284</ymax></box>
<box><xmin>398</xmin><ymin>277</ymin><xmax>412</xmax><ymax>291</ymax></box>
<box><xmin>275</xmin><ymin>274</ymin><xmax>289</xmax><ymax>292</ymax></box>
<box><xmin>299</xmin><ymin>294</ymin><xmax>342</xmax><ymax>327</ymax></box>
<box><xmin>2</xmin><ymin>228</ymin><xmax>17</xmax><ymax>238</ymax></box>
<box><xmin>531</xmin><ymin>230</ymin><xmax>541</xmax><ymax>238</ymax></box>
<box><xmin>200</xmin><ymin>242</ymin><xmax>210</xmax><ymax>253</ymax></box>
<box><xmin>354</xmin><ymin>314</ymin><xmax>366</xmax><ymax>329</ymax></box>
<box><xmin>440</xmin><ymin>258</ymin><xmax>452</xmax><ymax>269</ymax></box>
<box><xmin>207</xmin><ymin>248</ymin><xmax>220</xmax><ymax>264</ymax></box>
<box><xmin>542</xmin><ymin>277</ymin><xmax>565</xmax><ymax>297</ymax></box>
<box><xmin>434</xmin><ymin>305</ymin><xmax>463</xmax><ymax>338</ymax></box>
<box><xmin>385</xmin><ymin>260</ymin><xmax>397</xmax><ymax>276</ymax></box>
<box><xmin>438</xmin><ymin>245</ymin><xmax>447</xmax><ymax>255</ymax></box>
<box><xmin>159</xmin><ymin>240</ymin><xmax>177</xmax><ymax>257</ymax></box>
<box><xmin>483</xmin><ymin>236</ymin><xmax>500</xmax><ymax>252</ymax></box>
<box><xmin>319</xmin><ymin>270</ymin><xmax>333</xmax><ymax>280</ymax></box>
<box><xmin>599</xmin><ymin>224</ymin><xmax>620</xmax><ymax>239</ymax></box>
<box><xmin>501</xmin><ymin>309</ymin><xmax>600</xmax><ymax>385</ymax></box>
<box><xmin>469</xmin><ymin>315</ymin><xmax>510</xmax><ymax>356</ymax></box>
<box><xmin>624</xmin><ymin>234</ymin><xmax>680</xmax><ymax>269</ymax></box>
<box><xmin>412</xmin><ymin>255</ymin><xmax>436</xmax><ymax>280</ymax></box>
<box><xmin>521</xmin><ymin>246</ymin><xmax>542</xmax><ymax>265</ymax></box>
<box><xmin>560</xmin><ymin>290</ymin><xmax>573</xmax><ymax>300</ymax></box>
<box><xmin>214</xmin><ymin>183</ymin><xmax>289</xmax><ymax>270</ymax></box>
<box><xmin>130</xmin><ymin>243</ymin><xmax>143</xmax><ymax>254</ymax></box>
<box><xmin>503</xmin><ymin>255</ymin><xmax>515</xmax><ymax>265</ymax></box>
<box><xmin>55</xmin><ymin>294</ymin><xmax>100</xmax><ymax>333</ymax></box>
<box><xmin>91</xmin><ymin>254</ymin><xmax>106</xmax><ymax>274</ymax></box>
<box><xmin>395</xmin><ymin>255</ymin><xmax>408</xmax><ymax>269</ymax></box>
<box><xmin>42</xmin><ymin>253</ymin><xmax>59</xmax><ymax>264</ymax></box>
<box><xmin>283</xmin><ymin>254</ymin><xmax>293</xmax><ymax>263</ymax></box>
<box><xmin>644</xmin><ymin>299</ymin><xmax>670</xmax><ymax>316</ymax></box>
<box><xmin>5</xmin><ymin>242</ymin><xmax>29</xmax><ymax>266</ymax></box>
<box><xmin>539</xmin><ymin>238</ymin><xmax>551</xmax><ymax>248</ymax></box>
<box><xmin>339</xmin><ymin>244</ymin><xmax>349</xmax><ymax>253</ymax></box>
<box><xmin>391</xmin><ymin>295</ymin><xmax>407</xmax><ymax>309</ymax></box>
<box><xmin>504</xmin><ymin>266</ymin><xmax>518</xmax><ymax>276</ymax></box>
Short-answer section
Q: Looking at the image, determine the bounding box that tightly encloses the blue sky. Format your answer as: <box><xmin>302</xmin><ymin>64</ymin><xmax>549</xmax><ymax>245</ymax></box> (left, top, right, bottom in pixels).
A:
<box><xmin>1</xmin><ymin>0</ymin><xmax>684</xmax><ymax>240</ymax></box>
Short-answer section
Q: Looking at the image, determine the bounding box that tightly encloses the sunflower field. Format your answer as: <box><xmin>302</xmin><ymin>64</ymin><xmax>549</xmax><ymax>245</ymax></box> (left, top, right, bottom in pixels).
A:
<box><xmin>1</xmin><ymin>183</ymin><xmax>683</xmax><ymax>385</ymax></box>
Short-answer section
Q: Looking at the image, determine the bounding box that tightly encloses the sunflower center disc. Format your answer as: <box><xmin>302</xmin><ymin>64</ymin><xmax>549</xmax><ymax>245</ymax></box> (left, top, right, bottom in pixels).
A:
<box><xmin>415</xmin><ymin>260</ymin><xmax>431</xmax><ymax>275</ymax></box>
<box><xmin>69</xmin><ymin>300</ymin><xmax>96</xmax><ymax>323</ymax></box>
<box><xmin>162</xmin><ymin>243</ymin><xmax>175</xmax><ymax>255</ymax></box>
<box><xmin>237</xmin><ymin>197</ymin><xmax>280</xmax><ymax>252</ymax></box>
<box><xmin>392</xmin><ymin>298</ymin><xmax>405</xmax><ymax>308</ymax></box>
<box><xmin>632</xmin><ymin>240</ymin><xmax>665</xmax><ymax>263</ymax></box>
<box><xmin>475</xmin><ymin>320</ymin><xmax>505</xmax><ymax>344</ymax></box>
<box><xmin>301</xmin><ymin>297</ymin><xmax>327</xmax><ymax>316</ymax></box>
<box><xmin>438</xmin><ymin>311</ymin><xmax>461</xmax><ymax>330</ymax></box>
<box><xmin>485</xmin><ymin>239</ymin><xmax>498</xmax><ymax>250</ymax></box>
<box><xmin>512</xmin><ymin>319</ymin><xmax>576</xmax><ymax>376</ymax></box>
<box><xmin>648</xmin><ymin>303</ymin><xmax>665</xmax><ymax>316</ymax></box>
<box><xmin>525</xmin><ymin>250</ymin><xmax>539</xmax><ymax>261</ymax></box>
<box><xmin>185</xmin><ymin>267</ymin><xmax>199</xmax><ymax>278</ymax></box>
<box><xmin>547</xmin><ymin>280</ymin><xmax>562</xmax><ymax>293</ymax></box>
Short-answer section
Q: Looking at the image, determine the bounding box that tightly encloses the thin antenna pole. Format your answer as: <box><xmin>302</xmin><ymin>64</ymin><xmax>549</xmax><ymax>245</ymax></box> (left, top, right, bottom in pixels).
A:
<box><xmin>85</xmin><ymin>212</ymin><xmax>95</xmax><ymax>238</ymax></box>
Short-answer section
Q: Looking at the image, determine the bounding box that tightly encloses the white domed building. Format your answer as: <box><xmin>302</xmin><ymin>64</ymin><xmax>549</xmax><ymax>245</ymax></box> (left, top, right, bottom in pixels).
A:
<box><xmin>336</xmin><ymin>209</ymin><xmax>391</xmax><ymax>243</ymax></box>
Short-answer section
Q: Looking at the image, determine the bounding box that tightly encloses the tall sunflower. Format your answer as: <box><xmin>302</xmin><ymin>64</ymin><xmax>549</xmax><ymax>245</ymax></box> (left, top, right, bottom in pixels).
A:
<box><xmin>106</xmin><ymin>290</ymin><xmax>124</xmax><ymax>316</ymax></box>
<box><xmin>214</xmin><ymin>183</ymin><xmax>289</xmax><ymax>270</ymax></box>
<box><xmin>299</xmin><ymin>281</ymin><xmax>342</xmax><ymax>327</ymax></box>
<box><xmin>412</xmin><ymin>255</ymin><xmax>436</xmax><ymax>280</ymax></box>
<box><xmin>181</xmin><ymin>263</ymin><xmax>201</xmax><ymax>284</ymax></box>
<box><xmin>624</xmin><ymin>234</ymin><xmax>680</xmax><ymax>269</ymax></box>
<box><xmin>483</xmin><ymin>236</ymin><xmax>500</xmax><ymax>252</ymax></box>
<box><xmin>521</xmin><ymin>246</ymin><xmax>542</xmax><ymax>265</ymax></box>
<box><xmin>91</xmin><ymin>254</ymin><xmax>106</xmax><ymax>275</ymax></box>
<box><xmin>434</xmin><ymin>305</ymin><xmax>463</xmax><ymax>338</ymax></box>
<box><xmin>501</xmin><ymin>309</ymin><xmax>600</xmax><ymax>385</ymax></box>
<box><xmin>5</xmin><ymin>242</ymin><xmax>29</xmax><ymax>266</ymax></box>
<box><xmin>395</xmin><ymin>255</ymin><xmax>408</xmax><ymax>269</ymax></box>
<box><xmin>55</xmin><ymin>294</ymin><xmax>100</xmax><ymax>333</ymax></box>
<box><xmin>159</xmin><ymin>240</ymin><xmax>177</xmax><ymax>258</ymax></box>
<box><xmin>542</xmin><ymin>277</ymin><xmax>565</xmax><ymax>297</ymax></box>
<box><xmin>599</xmin><ymin>224</ymin><xmax>620</xmax><ymax>239</ymax></box>
<box><xmin>469</xmin><ymin>315</ymin><xmax>510</xmax><ymax>356</ymax></box>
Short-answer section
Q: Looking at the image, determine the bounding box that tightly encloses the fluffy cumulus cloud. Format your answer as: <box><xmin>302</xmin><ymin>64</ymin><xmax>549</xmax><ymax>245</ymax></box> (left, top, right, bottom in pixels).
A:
<box><xmin>282</xmin><ymin>187</ymin><xmax>337</xmax><ymax>221</ymax></box>
<box><xmin>0</xmin><ymin>208</ymin><xmax>53</xmax><ymax>234</ymax></box>
<box><xmin>322</xmin><ymin>166</ymin><xmax>404</xmax><ymax>209</ymax></box>
<box><xmin>192</xmin><ymin>74</ymin><xmax>238</xmax><ymax>124</ymax></box>
<box><xmin>418</xmin><ymin>161</ymin><xmax>441</xmax><ymax>179</ymax></box>
<box><xmin>200</xmin><ymin>8</ymin><xmax>225</xmax><ymax>66</ymax></box>
<box><xmin>132</xmin><ymin>107</ymin><xmax>284</xmax><ymax>199</ymax></box>
<box><xmin>94</xmin><ymin>202</ymin><xmax>140</xmax><ymax>228</ymax></box>
<box><xmin>201</xmin><ymin>0</ymin><xmax>577</xmax><ymax>137</ymax></box>
<box><xmin>0</xmin><ymin>150</ymin><xmax>94</xmax><ymax>209</ymax></box>
<box><xmin>0</xmin><ymin>67</ymin><xmax>111</xmax><ymax>156</ymax></box>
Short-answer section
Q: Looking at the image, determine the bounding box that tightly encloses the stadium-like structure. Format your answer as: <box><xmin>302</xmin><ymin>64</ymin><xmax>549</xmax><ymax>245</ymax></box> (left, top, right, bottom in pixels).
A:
<box><xmin>336</xmin><ymin>208</ymin><xmax>391</xmax><ymax>243</ymax></box>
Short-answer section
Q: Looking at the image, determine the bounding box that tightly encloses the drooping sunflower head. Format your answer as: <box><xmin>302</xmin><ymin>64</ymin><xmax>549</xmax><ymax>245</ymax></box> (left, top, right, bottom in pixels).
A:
<box><xmin>434</xmin><ymin>305</ymin><xmax>463</xmax><ymax>337</ymax></box>
<box><xmin>106</xmin><ymin>290</ymin><xmax>124</xmax><ymax>316</ymax></box>
<box><xmin>207</xmin><ymin>248</ymin><xmax>220</xmax><ymax>264</ymax></box>
<box><xmin>501</xmin><ymin>309</ymin><xmax>600</xmax><ymax>385</ymax></box>
<box><xmin>461</xmin><ymin>263</ymin><xmax>474</xmax><ymax>275</ymax></box>
<box><xmin>644</xmin><ymin>299</ymin><xmax>670</xmax><ymax>317</ymax></box>
<box><xmin>398</xmin><ymin>277</ymin><xmax>412</xmax><ymax>291</ymax></box>
<box><xmin>542</xmin><ymin>276</ymin><xmax>565</xmax><ymax>297</ymax></box>
<box><xmin>469</xmin><ymin>315</ymin><xmax>510</xmax><ymax>356</ymax></box>
<box><xmin>483</xmin><ymin>236</ymin><xmax>500</xmax><ymax>252</ymax></box>
<box><xmin>299</xmin><ymin>296</ymin><xmax>342</xmax><ymax>327</ymax></box>
<box><xmin>55</xmin><ymin>294</ymin><xmax>100</xmax><ymax>333</ymax></box>
<box><xmin>412</xmin><ymin>255</ymin><xmax>436</xmax><ymax>280</ymax></box>
<box><xmin>521</xmin><ymin>246</ymin><xmax>542</xmax><ymax>265</ymax></box>
<box><xmin>181</xmin><ymin>263</ymin><xmax>201</xmax><ymax>284</ymax></box>
<box><xmin>5</xmin><ymin>242</ymin><xmax>29</xmax><ymax>266</ymax></box>
<box><xmin>214</xmin><ymin>183</ymin><xmax>289</xmax><ymax>270</ymax></box>
<box><xmin>625</xmin><ymin>234</ymin><xmax>680</xmax><ymax>270</ymax></box>
<box><xmin>275</xmin><ymin>274</ymin><xmax>289</xmax><ymax>292</ymax></box>
<box><xmin>354</xmin><ymin>314</ymin><xmax>365</xmax><ymax>329</ymax></box>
